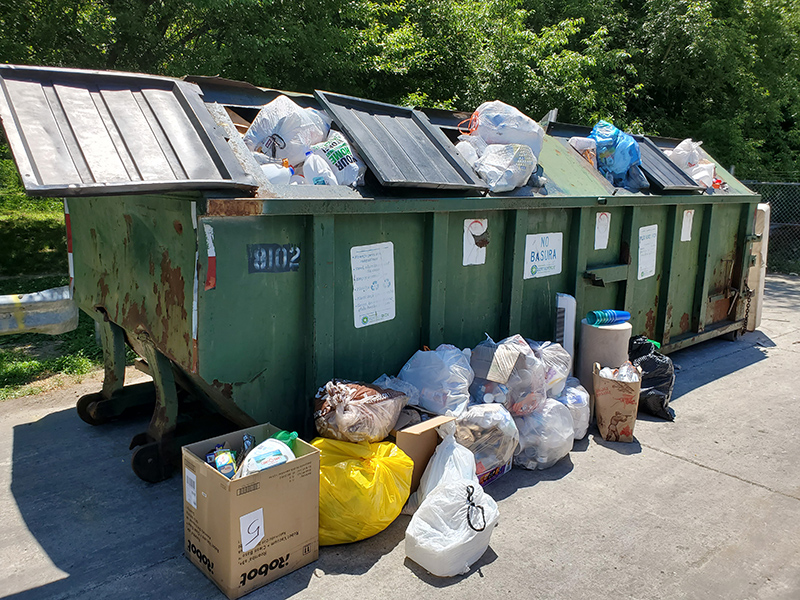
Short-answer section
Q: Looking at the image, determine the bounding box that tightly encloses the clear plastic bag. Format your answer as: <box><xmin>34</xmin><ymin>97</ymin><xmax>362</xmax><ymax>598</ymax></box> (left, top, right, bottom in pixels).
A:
<box><xmin>398</xmin><ymin>344</ymin><xmax>474</xmax><ymax>416</ymax></box>
<box><xmin>470</xmin><ymin>334</ymin><xmax>547</xmax><ymax>416</ymax></box>
<box><xmin>313</xmin><ymin>438</ymin><xmax>413</xmax><ymax>545</ymax></box>
<box><xmin>514</xmin><ymin>398</ymin><xmax>574</xmax><ymax>470</ymax></box>
<box><xmin>313</xmin><ymin>379</ymin><xmax>408</xmax><ymax>443</ymax></box>
<box><xmin>404</xmin><ymin>420</ymin><xmax>478</xmax><ymax>515</ymax></box>
<box><xmin>474</xmin><ymin>144</ymin><xmax>536</xmax><ymax>193</ymax></box>
<box><xmin>554</xmin><ymin>377</ymin><xmax>590</xmax><ymax>440</ymax></box>
<box><xmin>454</xmin><ymin>404</ymin><xmax>519</xmax><ymax>476</ymax></box>
<box><xmin>405</xmin><ymin>479</ymin><xmax>499</xmax><ymax>577</ymax></box>
<box><xmin>373</xmin><ymin>374</ymin><xmax>420</xmax><ymax>407</ymax></box>
<box><xmin>470</xmin><ymin>100</ymin><xmax>545</xmax><ymax>158</ymax></box>
<box><xmin>526</xmin><ymin>340</ymin><xmax>572</xmax><ymax>397</ymax></box>
<box><xmin>243</xmin><ymin>95</ymin><xmax>329</xmax><ymax>167</ymax></box>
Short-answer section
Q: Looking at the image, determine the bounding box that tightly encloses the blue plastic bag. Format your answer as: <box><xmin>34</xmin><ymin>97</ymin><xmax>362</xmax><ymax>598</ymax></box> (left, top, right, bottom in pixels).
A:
<box><xmin>588</xmin><ymin>120</ymin><xmax>641</xmax><ymax>187</ymax></box>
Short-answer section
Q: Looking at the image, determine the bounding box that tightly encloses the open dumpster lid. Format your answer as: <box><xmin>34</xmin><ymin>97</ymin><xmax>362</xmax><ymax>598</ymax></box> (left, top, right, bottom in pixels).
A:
<box><xmin>0</xmin><ymin>64</ymin><xmax>258</xmax><ymax>197</ymax></box>
<box><xmin>314</xmin><ymin>90</ymin><xmax>487</xmax><ymax>192</ymax></box>
<box><xmin>546</xmin><ymin>120</ymin><xmax>703</xmax><ymax>193</ymax></box>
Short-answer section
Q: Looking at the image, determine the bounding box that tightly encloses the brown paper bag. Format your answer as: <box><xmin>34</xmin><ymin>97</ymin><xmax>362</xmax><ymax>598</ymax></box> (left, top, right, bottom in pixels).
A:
<box><xmin>592</xmin><ymin>362</ymin><xmax>642</xmax><ymax>443</ymax></box>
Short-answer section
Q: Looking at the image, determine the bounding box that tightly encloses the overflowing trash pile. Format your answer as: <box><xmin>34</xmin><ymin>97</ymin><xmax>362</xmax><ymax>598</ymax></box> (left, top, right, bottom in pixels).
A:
<box><xmin>241</xmin><ymin>94</ymin><xmax>367</xmax><ymax>187</ymax></box>
<box><xmin>186</xmin><ymin>311</ymin><xmax>677</xmax><ymax>595</ymax></box>
<box><xmin>308</xmin><ymin>333</ymin><xmax>586</xmax><ymax>577</ymax></box>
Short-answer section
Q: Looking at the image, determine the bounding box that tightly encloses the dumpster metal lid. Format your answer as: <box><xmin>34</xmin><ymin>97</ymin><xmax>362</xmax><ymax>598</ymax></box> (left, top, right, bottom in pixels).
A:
<box><xmin>546</xmin><ymin>120</ymin><xmax>703</xmax><ymax>193</ymax></box>
<box><xmin>0</xmin><ymin>64</ymin><xmax>258</xmax><ymax>197</ymax></box>
<box><xmin>313</xmin><ymin>90</ymin><xmax>487</xmax><ymax>192</ymax></box>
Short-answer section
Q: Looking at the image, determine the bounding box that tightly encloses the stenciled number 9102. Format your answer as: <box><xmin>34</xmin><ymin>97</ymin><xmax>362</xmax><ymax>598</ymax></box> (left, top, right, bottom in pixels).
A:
<box><xmin>248</xmin><ymin>243</ymin><xmax>301</xmax><ymax>273</ymax></box>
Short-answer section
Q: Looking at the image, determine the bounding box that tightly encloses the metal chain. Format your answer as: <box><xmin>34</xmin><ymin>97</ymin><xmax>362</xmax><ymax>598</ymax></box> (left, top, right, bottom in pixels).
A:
<box><xmin>741</xmin><ymin>283</ymin><xmax>752</xmax><ymax>335</ymax></box>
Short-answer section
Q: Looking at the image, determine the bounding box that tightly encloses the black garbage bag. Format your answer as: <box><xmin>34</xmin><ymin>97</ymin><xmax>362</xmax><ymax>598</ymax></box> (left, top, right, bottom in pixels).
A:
<box><xmin>628</xmin><ymin>336</ymin><xmax>676</xmax><ymax>420</ymax></box>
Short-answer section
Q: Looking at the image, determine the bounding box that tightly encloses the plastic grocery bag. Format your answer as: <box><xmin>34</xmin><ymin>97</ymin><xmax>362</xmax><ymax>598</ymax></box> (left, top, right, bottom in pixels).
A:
<box><xmin>454</xmin><ymin>404</ymin><xmax>518</xmax><ymax>477</ymax></box>
<box><xmin>243</xmin><ymin>95</ymin><xmax>329</xmax><ymax>166</ymax></box>
<box><xmin>398</xmin><ymin>344</ymin><xmax>474</xmax><ymax>416</ymax></box>
<box><xmin>568</xmin><ymin>136</ymin><xmax>598</xmax><ymax>168</ymax></box>
<box><xmin>526</xmin><ymin>340</ymin><xmax>572</xmax><ymax>397</ymax></box>
<box><xmin>309</xmin><ymin>130</ymin><xmax>367</xmax><ymax>186</ymax></box>
<box><xmin>312</xmin><ymin>438</ymin><xmax>413</xmax><ymax>545</ymax></box>
<box><xmin>405</xmin><ymin>478</ymin><xmax>499</xmax><ymax>577</ymax></box>
<box><xmin>669</xmin><ymin>138</ymin><xmax>703</xmax><ymax>170</ymax></box>
<box><xmin>553</xmin><ymin>377</ymin><xmax>590</xmax><ymax>440</ymax></box>
<box><xmin>474</xmin><ymin>144</ymin><xmax>536</xmax><ymax>193</ymax></box>
<box><xmin>469</xmin><ymin>100</ymin><xmax>545</xmax><ymax>158</ymax></box>
<box><xmin>588</xmin><ymin>120</ymin><xmax>641</xmax><ymax>187</ymax></box>
<box><xmin>314</xmin><ymin>379</ymin><xmax>408</xmax><ymax>443</ymax></box>
<box><xmin>404</xmin><ymin>419</ymin><xmax>478</xmax><ymax>514</ymax></box>
<box><xmin>514</xmin><ymin>398</ymin><xmax>574</xmax><ymax>470</ymax></box>
<box><xmin>628</xmin><ymin>336</ymin><xmax>675</xmax><ymax>421</ymax></box>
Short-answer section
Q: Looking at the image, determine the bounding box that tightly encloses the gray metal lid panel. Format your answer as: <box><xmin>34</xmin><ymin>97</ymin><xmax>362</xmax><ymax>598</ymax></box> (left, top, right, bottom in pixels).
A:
<box><xmin>314</xmin><ymin>90</ymin><xmax>487</xmax><ymax>191</ymax></box>
<box><xmin>0</xmin><ymin>64</ymin><xmax>257</xmax><ymax>196</ymax></box>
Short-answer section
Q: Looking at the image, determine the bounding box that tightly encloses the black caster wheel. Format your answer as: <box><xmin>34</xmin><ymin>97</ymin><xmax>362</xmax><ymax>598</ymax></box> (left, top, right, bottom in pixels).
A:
<box><xmin>723</xmin><ymin>330</ymin><xmax>743</xmax><ymax>342</ymax></box>
<box><xmin>76</xmin><ymin>392</ymin><xmax>108</xmax><ymax>426</ymax></box>
<box><xmin>131</xmin><ymin>443</ymin><xmax>172</xmax><ymax>483</ymax></box>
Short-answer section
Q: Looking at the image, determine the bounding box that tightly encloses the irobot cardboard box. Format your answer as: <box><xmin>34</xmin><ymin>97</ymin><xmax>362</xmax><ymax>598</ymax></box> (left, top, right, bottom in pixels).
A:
<box><xmin>182</xmin><ymin>423</ymin><xmax>319</xmax><ymax>599</ymax></box>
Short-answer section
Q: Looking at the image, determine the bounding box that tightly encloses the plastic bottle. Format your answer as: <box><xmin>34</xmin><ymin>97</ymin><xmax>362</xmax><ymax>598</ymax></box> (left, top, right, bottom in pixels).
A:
<box><xmin>303</xmin><ymin>151</ymin><xmax>337</xmax><ymax>185</ymax></box>
<box><xmin>261</xmin><ymin>162</ymin><xmax>294</xmax><ymax>185</ymax></box>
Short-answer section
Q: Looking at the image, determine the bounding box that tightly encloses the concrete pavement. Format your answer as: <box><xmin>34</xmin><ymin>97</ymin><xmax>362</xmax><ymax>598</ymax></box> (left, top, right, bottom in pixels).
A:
<box><xmin>1</xmin><ymin>274</ymin><xmax>798</xmax><ymax>600</ymax></box>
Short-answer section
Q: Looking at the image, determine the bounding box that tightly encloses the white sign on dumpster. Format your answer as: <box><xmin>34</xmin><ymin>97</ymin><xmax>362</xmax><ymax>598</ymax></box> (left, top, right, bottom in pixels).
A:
<box><xmin>638</xmin><ymin>224</ymin><xmax>658</xmax><ymax>280</ymax></box>
<box><xmin>523</xmin><ymin>232</ymin><xmax>563</xmax><ymax>279</ymax></box>
<box><xmin>351</xmin><ymin>241</ymin><xmax>396</xmax><ymax>329</ymax></box>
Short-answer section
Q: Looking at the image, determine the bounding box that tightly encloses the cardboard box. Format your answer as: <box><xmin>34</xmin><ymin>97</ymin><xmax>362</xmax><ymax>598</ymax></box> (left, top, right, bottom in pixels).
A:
<box><xmin>477</xmin><ymin>457</ymin><xmax>512</xmax><ymax>487</ymax></box>
<box><xmin>182</xmin><ymin>424</ymin><xmax>320</xmax><ymax>599</ymax></box>
<box><xmin>392</xmin><ymin>415</ymin><xmax>455</xmax><ymax>492</ymax></box>
<box><xmin>592</xmin><ymin>363</ymin><xmax>642</xmax><ymax>443</ymax></box>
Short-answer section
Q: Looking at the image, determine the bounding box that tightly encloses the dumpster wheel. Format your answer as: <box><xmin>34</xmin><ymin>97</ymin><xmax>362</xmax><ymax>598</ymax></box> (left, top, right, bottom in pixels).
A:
<box><xmin>76</xmin><ymin>393</ymin><xmax>108</xmax><ymax>426</ymax></box>
<box><xmin>131</xmin><ymin>442</ymin><xmax>172</xmax><ymax>483</ymax></box>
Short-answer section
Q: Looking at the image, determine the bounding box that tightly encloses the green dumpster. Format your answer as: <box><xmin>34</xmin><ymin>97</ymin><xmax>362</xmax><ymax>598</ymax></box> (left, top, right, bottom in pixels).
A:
<box><xmin>0</xmin><ymin>65</ymin><xmax>760</xmax><ymax>481</ymax></box>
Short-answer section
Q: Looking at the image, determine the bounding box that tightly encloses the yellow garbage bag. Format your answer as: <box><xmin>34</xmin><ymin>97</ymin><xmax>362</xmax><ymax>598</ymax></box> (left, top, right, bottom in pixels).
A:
<box><xmin>312</xmin><ymin>438</ymin><xmax>414</xmax><ymax>546</ymax></box>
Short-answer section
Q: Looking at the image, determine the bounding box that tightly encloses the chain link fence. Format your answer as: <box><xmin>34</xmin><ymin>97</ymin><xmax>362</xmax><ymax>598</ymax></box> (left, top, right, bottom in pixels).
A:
<box><xmin>742</xmin><ymin>181</ymin><xmax>800</xmax><ymax>274</ymax></box>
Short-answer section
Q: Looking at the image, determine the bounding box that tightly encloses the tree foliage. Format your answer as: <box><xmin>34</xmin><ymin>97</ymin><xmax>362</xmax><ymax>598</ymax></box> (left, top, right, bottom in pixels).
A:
<box><xmin>0</xmin><ymin>0</ymin><xmax>798</xmax><ymax>178</ymax></box>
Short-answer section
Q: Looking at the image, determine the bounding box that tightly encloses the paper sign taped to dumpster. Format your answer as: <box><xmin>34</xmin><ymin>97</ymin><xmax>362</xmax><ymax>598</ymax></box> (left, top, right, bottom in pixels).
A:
<box><xmin>463</xmin><ymin>219</ymin><xmax>488</xmax><ymax>266</ymax></box>
<box><xmin>681</xmin><ymin>210</ymin><xmax>694</xmax><ymax>242</ymax></box>
<box><xmin>524</xmin><ymin>233</ymin><xmax>562</xmax><ymax>279</ymax></box>
<box><xmin>638</xmin><ymin>224</ymin><xmax>658</xmax><ymax>280</ymax></box>
<box><xmin>595</xmin><ymin>212</ymin><xmax>611</xmax><ymax>250</ymax></box>
<box><xmin>351</xmin><ymin>242</ymin><xmax>396</xmax><ymax>329</ymax></box>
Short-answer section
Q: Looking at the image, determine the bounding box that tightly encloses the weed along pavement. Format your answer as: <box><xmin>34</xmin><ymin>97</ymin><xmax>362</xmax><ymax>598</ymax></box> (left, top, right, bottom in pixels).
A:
<box><xmin>0</xmin><ymin>274</ymin><xmax>798</xmax><ymax>600</ymax></box>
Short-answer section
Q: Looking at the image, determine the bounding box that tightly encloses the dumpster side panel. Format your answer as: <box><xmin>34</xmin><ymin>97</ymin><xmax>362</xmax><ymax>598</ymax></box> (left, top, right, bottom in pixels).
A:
<box><xmin>518</xmin><ymin>207</ymin><xmax>575</xmax><ymax>341</ymax></box>
<box><xmin>443</xmin><ymin>211</ymin><xmax>506</xmax><ymax>347</ymax></box>
<box><xmin>332</xmin><ymin>213</ymin><xmax>425</xmax><ymax>383</ymax></box>
<box><xmin>665</xmin><ymin>204</ymin><xmax>705</xmax><ymax>341</ymax></box>
<box><xmin>197</xmin><ymin>215</ymin><xmax>309</xmax><ymax>429</ymax></box>
<box><xmin>70</xmin><ymin>195</ymin><xmax>197</xmax><ymax>368</ymax></box>
<box><xmin>703</xmin><ymin>203</ymin><xmax>742</xmax><ymax>327</ymax></box>
<box><xmin>626</xmin><ymin>204</ymin><xmax>670</xmax><ymax>340</ymax></box>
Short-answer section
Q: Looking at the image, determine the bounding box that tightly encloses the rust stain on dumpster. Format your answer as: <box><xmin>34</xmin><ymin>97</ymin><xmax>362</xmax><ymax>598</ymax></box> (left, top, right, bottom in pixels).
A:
<box><xmin>645</xmin><ymin>308</ymin><xmax>656</xmax><ymax>338</ymax></box>
<box><xmin>211</xmin><ymin>379</ymin><xmax>234</xmax><ymax>400</ymax></box>
<box><xmin>173</xmin><ymin>220</ymin><xmax>183</xmax><ymax>235</ymax></box>
<box><xmin>206</xmin><ymin>199</ymin><xmax>263</xmax><ymax>217</ymax></box>
<box><xmin>680</xmin><ymin>313</ymin><xmax>690</xmax><ymax>333</ymax></box>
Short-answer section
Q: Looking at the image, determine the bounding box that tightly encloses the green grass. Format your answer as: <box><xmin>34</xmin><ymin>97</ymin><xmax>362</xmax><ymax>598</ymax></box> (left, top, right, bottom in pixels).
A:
<box><xmin>0</xmin><ymin>145</ymin><xmax>111</xmax><ymax>400</ymax></box>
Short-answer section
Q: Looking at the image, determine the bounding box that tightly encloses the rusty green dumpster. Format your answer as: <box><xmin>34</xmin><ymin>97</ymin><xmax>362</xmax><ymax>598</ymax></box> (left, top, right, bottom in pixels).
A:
<box><xmin>0</xmin><ymin>64</ymin><xmax>760</xmax><ymax>481</ymax></box>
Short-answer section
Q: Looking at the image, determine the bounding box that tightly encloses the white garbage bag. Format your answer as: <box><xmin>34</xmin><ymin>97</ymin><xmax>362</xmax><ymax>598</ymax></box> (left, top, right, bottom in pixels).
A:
<box><xmin>514</xmin><ymin>398</ymin><xmax>574</xmax><ymax>470</ymax></box>
<box><xmin>309</xmin><ymin>130</ymin><xmax>367</xmax><ymax>186</ymax></box>
<box><xmin>526</xmin><ymin>340</ymin><xmax>572</xmax><ymax>398</ymax></box>
<box><xmin>474</xmin><ymin>144</ymin><xmax>536</xmax><ymax>193</ymax></box>
<box><xmin>243</xmin><ymin>95</ymin><xmax>329</xmax><ymax>166</ymax></box>
<box><xmin>404</xmin><ymin>419</ymin><xmax>478</xmax><ymax>514</ymax></box>
<box><xmin>554</xmin><ymin>377</ymin><xmax>590</xmax><ymax>440</ymax></box>
<box><xmin>398</xmin><ymin>344</ymin><xmax>474</xmax><ymax>416</ymax></box>
<box><xmin>471</xmin><ymin>100</ymin><xmax>545</xmax><ymax>158</ymax></box>
<box><xmin>669</xmin><ymin>138</ymin><xmax>703</xmax><ymax>170</ymax></box>
<box><xmin>406</xmin><ymin>478</ymin><xmax>499</xmax><ymax>577</ymax></box>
